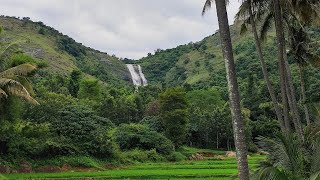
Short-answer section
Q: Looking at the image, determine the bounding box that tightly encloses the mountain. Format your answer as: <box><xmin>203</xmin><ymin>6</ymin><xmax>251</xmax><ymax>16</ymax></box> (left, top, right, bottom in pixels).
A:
<box><xmin>138</xmin><ymin>23</ymin><xmax>320</xmax><ymax>121</ymax></box>
<box><xmin>138</xmin><ymin>24</ymin><xmax>320</xmax><ymax>87</ymax></box>
<box><xmin>0</xmin><ymin>16</ymin><xmax>130</xmax><ymax>86</ymax></box>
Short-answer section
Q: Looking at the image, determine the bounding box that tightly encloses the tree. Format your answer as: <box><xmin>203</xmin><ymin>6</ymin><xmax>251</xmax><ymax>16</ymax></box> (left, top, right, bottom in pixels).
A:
<box><xmin>159</xmin><ymin>87</ymin><xmax>188</xmax><ymax>148</ymax></box>
<box><xmin>236</xmin><ymin>0</ymin><xmax>284</xmax><ymax>129</ymax></box>
<box><xmin>68</xmin><ymin>70</ymin><xmax>82</xmax><ymax>97</ymax></box>
<box><xmin>78</xmin><ymin>78</ymin><xmax>102</xmax><ymax>101</ymax></box>
<box><xmin>253</xmin><ymin>126</ymin><xmax>320</xmax><ymax>179</ymax></box>
<box><xmin>202</xmin><ymin>0</ymin><xmax>249</xmax><ymax>179</ymax></box>
<box><xmin>113</xmin><ymin>124</ymin><xmax>173</xmax><ymax>154</ymax></box>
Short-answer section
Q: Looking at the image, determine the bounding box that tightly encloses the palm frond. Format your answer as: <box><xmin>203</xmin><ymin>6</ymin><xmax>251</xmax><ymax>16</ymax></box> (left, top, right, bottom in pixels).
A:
<box><xmin>0</xmin><ymin>63</ymin><xmax>36</xmax><ymax>78</ymax></box>
<box><xmin>0</xmin><ymin>43</ymin><xmax>19</xmax><ymax>70</ymax></box>
<box><xmin>0</xmin><ymin>78</ymin><xmax>38</xmax><ymax>105</ymax></box>
<box><xmin>202</xmin><ymin>0</ymin><xmax>229</xmax><ymax>16</ymax></box>
<box><xmin>251</xmin><ymin>166</ymin><xmax>290</xmax><ymax>180</ymax></box>
<box><xmin>240</xmin><ymin>23</ymin><xmax>248</xmax><ymax>35</ymax></box>
<box><xmin>12</xmin><ymin>75</ymin><xmax>34</xmax><ymax>95</ymax></box>
<box><xmin>202</xmin><ymin>0</ymin><xmax>213</xmax><ymax>16</ymax></box>
<box><xmin>235</xmin><ymin>0</ymin><xmax>251</xmax><ymax>21</ymax></box>
<box><xmin>0</xmin><ymin>87</ymin><xmax>8</xmax><ymax>99</ymax></box>
<box><xmin>259</xmin><ymin>13</ymin><xmax>274</xmax><ymax>41</ymax></box>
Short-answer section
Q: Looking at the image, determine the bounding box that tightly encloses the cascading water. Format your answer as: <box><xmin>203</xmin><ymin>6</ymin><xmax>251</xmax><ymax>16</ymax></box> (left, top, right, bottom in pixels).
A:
<box><xmin>126</xmin><ymin>64</ymin><xmax>148</xmax><ymax>86</ymax></box>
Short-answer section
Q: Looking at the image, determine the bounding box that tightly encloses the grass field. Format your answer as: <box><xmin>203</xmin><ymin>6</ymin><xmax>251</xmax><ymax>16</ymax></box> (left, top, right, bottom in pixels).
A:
<box><xmin>1</xmin><ymin>156</ymin><xmax>264</xmax><ymax>179</ymax></box>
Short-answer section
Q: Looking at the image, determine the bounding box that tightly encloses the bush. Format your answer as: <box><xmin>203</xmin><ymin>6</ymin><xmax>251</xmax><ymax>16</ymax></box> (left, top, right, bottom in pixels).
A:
<box><xmin>166</xmin><ymin>152</ymin><xmax>186</xmax><ymax>162</ymax></box>
<box><xmin>50</xmin><ymin>105</ymin><xmax>115</xmax><ymax>157</ymax></box>
<box><xmin>139</xmin><ymin>116</ymin><xmax>163</xmax><ymax>132</ymax></box>
<box><xmin>122</xmin><ymin>149</ymin><xmax>165</xmax><ymax>163</ymax></box>
<box><xmin>37</xmin><ymin>156</ymin><xmax>103</xmax><ymax>169</ymax></box>
<box><xmin>113</xmin><ymin>124</ymin><xmax>173</xmax><ymax>155</ymax></box>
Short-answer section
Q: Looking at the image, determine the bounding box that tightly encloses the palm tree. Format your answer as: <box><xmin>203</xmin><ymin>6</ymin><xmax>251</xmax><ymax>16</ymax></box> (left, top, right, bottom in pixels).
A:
<box><xmin>236</xmin><ymin>0</ymin><xmax>287</xmax><ymax>133</ymax></box>
<box><xmin>0</xmin><ymin>63</ymin><xmax>38</xmax><ymax>105</ymax></box>
<box><xmin>202</xmin><ymin>1</ymin><xmax>249</xmax><ymax>179</ymax></box>
<box><xmin>0</xmin><ymin>42</ymin><xmax>38</xmax><ymax>105</ymax></box>
<box><xmin>237</xmin><ymin>0</ymin><xmax>320</xmax><ymax>139</ymax></box>
<box><xmin>252</xmin><ymin>126</ymin><xmax>320</xmax><ymax>179</ymax></box>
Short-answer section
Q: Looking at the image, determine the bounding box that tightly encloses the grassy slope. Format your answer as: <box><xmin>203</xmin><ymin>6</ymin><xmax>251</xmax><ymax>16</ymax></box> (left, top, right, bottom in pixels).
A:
<box><xmin>138</xmin><ymin>24</ymin><xmax>280</xmax><ymax>88</ymax></box>
<box><xmin>0</xmin><ymin>16</ymin><xmax>130</xmax><ymax>84</ymax></box>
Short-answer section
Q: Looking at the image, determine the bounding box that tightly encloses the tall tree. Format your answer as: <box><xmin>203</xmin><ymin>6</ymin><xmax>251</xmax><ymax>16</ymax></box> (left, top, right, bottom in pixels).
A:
<box><xmin>203</xmin><ymin>1</ymin><xmax>249</xmax><ymax>179</ymax></box>
<box><xmin>159</xmin><ymin>87</ymin><xmax>188</xmax><ymax>148</ymax></box>
<box><xmin>236</xmin><ymin>0</ymin><xmax>285</xmax><ymax>132</ymax></box>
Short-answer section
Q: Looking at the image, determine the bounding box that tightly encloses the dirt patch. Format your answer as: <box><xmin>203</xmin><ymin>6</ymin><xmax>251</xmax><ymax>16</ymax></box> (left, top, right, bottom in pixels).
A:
<box><xmin>61</xmin><ymin>164</ymin><xmax>72</xmax><ymax>171</ymax></box>
<box><xmin>19</xmin><ymin>161</ymin><xmax>32</xmax><ymax>173</ymax></box>
<box><xmin>105</xmin><ymin>164</ymin><xmax>121</xmax><ymax>170</ymax></box>
<box><xmin>0</xmin><ymin>165</ymin><xmax>10</xmax><ymax>173</ymax></box>
<box><xmin>35</xmin><ymin>165</ymin><xmax>61</xmax><ymax>173</ymax></box>
<box><xmin>226</xmin><ymin>151</ymin><xmax>236</xmax><ymax>157</ymax></box>
<box><xmin>200</xmin><ymin>152</ymin><xmax>215</xmax><ymax>157</ymax></box>
<box><xmin>188</xmin><ymin>153</ymin><xmax>204</xmax><ymax>161</ymax></box>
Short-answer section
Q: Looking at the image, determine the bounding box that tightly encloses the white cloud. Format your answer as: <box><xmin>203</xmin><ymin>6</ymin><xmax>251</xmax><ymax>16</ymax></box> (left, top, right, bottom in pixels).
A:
<box><xmin>0</xmin><ymin>0</ymin><xmax>240</xmax><ymax>59</ymax></box>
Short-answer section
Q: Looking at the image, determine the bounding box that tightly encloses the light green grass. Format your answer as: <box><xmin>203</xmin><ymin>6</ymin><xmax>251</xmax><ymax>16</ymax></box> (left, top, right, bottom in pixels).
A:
<box><xmin>1</xmin><ymin>156</ymin><xmax>264</xmax><ymax>179</ymax></box>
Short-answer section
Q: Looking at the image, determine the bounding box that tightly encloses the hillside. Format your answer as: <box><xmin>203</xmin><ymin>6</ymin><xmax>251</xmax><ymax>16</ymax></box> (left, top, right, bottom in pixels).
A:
<box><xmin>138</xmin><ymin>25</ymin><xmax>274</xmax><ymax>87</ymax></box>
<box><xmin>138</xmin><ymin>25</ymin><xmax>320</xmax><ymax>89</ymax></box>
<box><xmin>138</xmin><ymin>24</ymin><xmax>320</xmax><ymax>121</ymax></box>
<box><xmin>0</xmin><ymin>16</ymin><xmax>130</xmax><ymax>86</ymax></box>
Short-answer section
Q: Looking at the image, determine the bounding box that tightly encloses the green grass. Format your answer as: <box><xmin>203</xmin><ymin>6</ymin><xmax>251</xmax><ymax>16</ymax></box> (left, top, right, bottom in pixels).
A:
<box><xmin>1</xmin><ymin>156</ymin><xmax>265</xmax><ymax>179</ymax></box>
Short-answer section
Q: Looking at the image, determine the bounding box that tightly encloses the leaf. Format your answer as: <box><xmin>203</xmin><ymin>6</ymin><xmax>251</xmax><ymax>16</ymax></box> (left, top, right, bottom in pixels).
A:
<box><xmin>0</xmin><ymin>63</ymin><xmax>37</xmax><ymax>78</ymax></box>
<box><xmin>0</xmin><ymin>78</ymin><xmax>39</xmax><ymax>105</ymax></box>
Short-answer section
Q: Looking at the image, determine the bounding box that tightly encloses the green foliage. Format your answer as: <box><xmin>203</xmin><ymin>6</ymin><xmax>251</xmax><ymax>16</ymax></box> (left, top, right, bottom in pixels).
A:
<box><xmin>0</xmin><ymin>119</ymin><xmax>51</xmax><ymax>157</ymax></box>
<box><xmin>140</xmin><ymin>116</ymin><xmax>163</xmax><ymax>132</ymax></box>
<box><xmin>78</xmin><ymin>78</ymin><xmax>102</xmax><ymax>101</ymax></box>
<box><xmin>51</xmin><ymin>105</ymin><xmax>115</xmax><ymax>157</ymax></box>
<box><xmin>57</xmin><ymin>35</ymin><xmax>86</xmax><ymax>58</ymax></box>
<box><xmin>38</xmin><ymin>27</ymin><xmax>46</xmax><ymax>35</ymax></box>
<box><xmin>113</xmin><ymin>124</ymin><xmax>173</xmax><ymax>155</ymax></box>
<box><xmin>253</xmin><ymin>126</ymin><xmax>320</xmax><ymax>179</ymax></box>
<box><xmin>121</xmin><ymin>149</ymin><xmax>165</xmax><ymax>163</ymax></box>
<box><xmin>165</xmin><ymin>152</ymin><xmax>186</xmax><ymax>162</ymax></box>
<box><xmin>25</xmin><ymin>92</ymin><xmax>77</xmax><ymax>123</ymax></box>
<box><xmin>160</xmin><ymin>87</ymin><xmax>189</xmax><ymax>147</ymax></box>
<box><xmin>68</xmin><ymin>70</ymin><xmax>82</xmax><ymax>97</ymax></box>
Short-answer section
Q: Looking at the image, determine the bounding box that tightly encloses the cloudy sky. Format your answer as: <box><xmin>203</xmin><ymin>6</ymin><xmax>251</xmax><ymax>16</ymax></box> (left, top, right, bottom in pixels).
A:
<box><xmin>0</xmin><ymin>0</ymin><xmax>241</xmax><ymax>59</ymax></box>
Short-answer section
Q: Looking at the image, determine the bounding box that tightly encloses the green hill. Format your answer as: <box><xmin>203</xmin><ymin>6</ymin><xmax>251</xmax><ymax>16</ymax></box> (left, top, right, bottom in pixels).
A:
<box><xmin>0</xmin><ymin>16</ymin><xmax>130</xmax><ymax>86</ymax></box>
<box><xmin>138</xmin><ymin>25</ymin><xmax>276</xmax><ymax>87</ymax></box>
<box><xmin>138</xmin><ymin>24</ymin><xmax>320</xmax><ymax>122</ymax></box>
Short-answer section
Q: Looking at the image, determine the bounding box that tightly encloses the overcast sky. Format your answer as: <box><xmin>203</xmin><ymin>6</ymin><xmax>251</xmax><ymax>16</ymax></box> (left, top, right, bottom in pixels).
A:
<box><xmin>0</xmin><ymin>0</ymin><xmax>241</xmax><ymax>59</ymax></box>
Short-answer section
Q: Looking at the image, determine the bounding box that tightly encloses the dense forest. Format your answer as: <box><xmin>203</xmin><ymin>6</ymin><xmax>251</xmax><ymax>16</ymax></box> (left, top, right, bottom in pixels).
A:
<box><xmin>0</xmin><ymin>0</ymin><xmax>320</xmax><ymax>178</ymax></box>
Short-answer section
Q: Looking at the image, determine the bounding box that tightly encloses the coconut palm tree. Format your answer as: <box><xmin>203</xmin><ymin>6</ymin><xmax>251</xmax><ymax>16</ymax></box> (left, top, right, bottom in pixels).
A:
<box><xmin>236</xmin><ymin>0</ymin><xmax>287</xmax><ymax>133</ymax></box>
<box><xmin>237</xmin><ymin>0</ymin><xmax>320</xmax><ymax>139</ymax></box>
<box><xmin>0</xmin><ymin>63</ymin><xmax>38</xmax><ymax>105</ymax></box>
<box><xmin>0</xmin><ymin>42</ymin><xmax>38</xmax><ymax>105</ymax></box>
<box><xmin>252</xmin><ymin>126</ymin><xmax>320</xmax><ymax>179</ymax></box>
<box><xmin>202</xmin><ymin>1</ymin><xmax>249</xmax><ymax>179</ymax></box>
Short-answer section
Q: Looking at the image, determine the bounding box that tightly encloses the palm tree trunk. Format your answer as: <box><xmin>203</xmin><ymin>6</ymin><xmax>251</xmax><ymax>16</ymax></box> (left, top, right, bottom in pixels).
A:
<box><xmin>248</xmin><ymin>5</ymin><xmax>285</xmax><ymax>132</ymax></box>
<box><xmin>214</xmin><ymin>0</ymin><xmax>249</xmax><ymax>179</ymax></box>
<box><xmin>284</xmin><ymin>57</ymin><xmax>304</xmax><ymax>140</ymax></box>
<box><xmin>298</xmin><ymin>64</ymin><xmax>310</xmax><ymax>125</ymax></box>
<box><xmin>273</xmin><ymin>0</ymin><xmax>290</xmax><ymax>134</ymax></box>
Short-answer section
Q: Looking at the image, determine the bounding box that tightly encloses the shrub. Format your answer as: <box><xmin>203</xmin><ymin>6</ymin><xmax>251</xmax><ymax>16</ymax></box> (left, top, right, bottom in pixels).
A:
<box><xmin>166</xmin><ymin>152</ymin><xmax>186</xmax><ymax>162</ymax></box>
<box><xmin>51</xmin><ymin>105</ymin><xmax>115</xmax><ymax>157</ymax></box>
<box><xmin>122</xmin><ymin>149</ymin><xmax>165</xmax><ymax>163</ymax></box>
<box><xmin>139</xmin><ymin>116</ymin><xmax>163</xmax><ymax>132</ymax></box>
<box><xmin>113</xmin><ymin>124</ymin><xmax>173</xmax><ymax>155</ymax></box>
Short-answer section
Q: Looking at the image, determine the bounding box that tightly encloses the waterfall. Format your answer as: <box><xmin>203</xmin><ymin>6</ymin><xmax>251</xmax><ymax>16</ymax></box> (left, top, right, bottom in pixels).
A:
<box><xmin>126</xmin><ymin>64</ymin><xmax>148</xmax><ymax>86</ymax></box>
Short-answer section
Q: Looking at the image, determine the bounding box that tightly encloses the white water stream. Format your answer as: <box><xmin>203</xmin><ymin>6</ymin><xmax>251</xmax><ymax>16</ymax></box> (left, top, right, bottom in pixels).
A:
<box><xmin>126</xmin><ymin>64</ymin><xmax>148</xmax><ymax>86</ymax></box>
